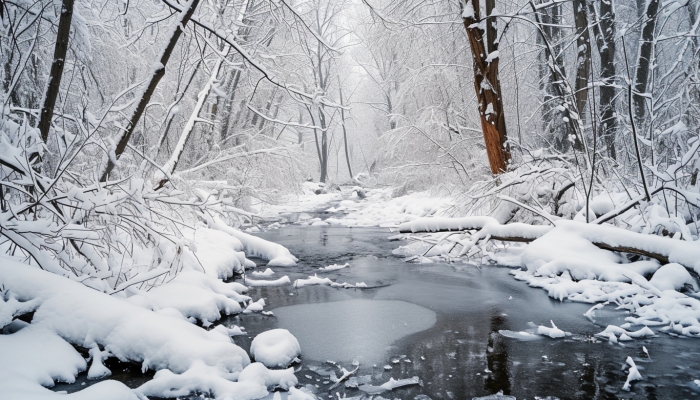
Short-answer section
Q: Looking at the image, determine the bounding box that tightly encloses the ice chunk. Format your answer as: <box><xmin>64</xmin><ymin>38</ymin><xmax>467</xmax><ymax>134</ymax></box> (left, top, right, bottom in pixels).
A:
<box><xmin>537</xmin><ymin>320</ymin><xmax>567</xmax><ymax>338</ymax></box>
<box><xmin>245</xmin><ymin>276</ymin><xmax>291</xmax><ymax>287</ymax></box>
<box><xmin>498</xmin><ymin>330</ymin><xmax>542</xmax><ymax>341</ymax></box>
<box><xmin>250</xmin><ymin>329</ymin><xmax>301</xmax><ymax>368</ymax></box>
<box><xmin>319</xmin><ymin>263</ymin><xmax>349</xmax><ymax>271</ymax></box>
<box><xmin>622</xmin><ymin>356</ymin><xmax>642</xmax><ymax>391</ymax></box>
<box><xmin>358</xmin><ymin>376</ymin><xmax>421</xmax><ymax>394</ymax></box>
<box><xmin>244</xmin><ymin>298</ymin><xmax>266</xmax><ymax>314</ymax></box>
<box><xmin>252</xmin><ymin>268</ymin><xmax>275</xmax><ymax>277</ymax></box>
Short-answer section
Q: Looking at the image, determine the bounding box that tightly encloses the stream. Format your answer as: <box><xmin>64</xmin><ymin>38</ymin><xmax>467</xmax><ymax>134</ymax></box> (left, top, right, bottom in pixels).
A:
<box><xmin>230</xmin><ymin>226</ymin><xmax>700</xmax><ymax>400</ymax></box>
<box><xmin>53</xmin><ymin>225</ymin><xmax>700</xmax><ymax>399</ymax></box>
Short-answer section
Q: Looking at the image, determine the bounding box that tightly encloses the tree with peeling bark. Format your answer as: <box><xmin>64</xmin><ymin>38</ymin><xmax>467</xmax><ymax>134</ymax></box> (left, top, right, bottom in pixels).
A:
<box><xmin>462</xmin><ymin>0</ymin><xmax>510</xmax><ymax>175</ymax></box>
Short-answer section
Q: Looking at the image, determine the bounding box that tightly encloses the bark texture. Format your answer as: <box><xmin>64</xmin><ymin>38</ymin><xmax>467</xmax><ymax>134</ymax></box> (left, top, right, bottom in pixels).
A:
<box><xmin>38</xmin><ymin>0</ymin><xmax>75</xmax><ymax>144</ymax></box>
<box><xmin>591</xmin><ymin>0</ymin><xmax>618</xmax><ymax>159</ymax></box>
<box><xmin>633</xmin><ymin>0</ymin><xmax>659</xmax><ymax>124</ymax></box>
<box><xmin>462</xmin><ymin>0</ymin><xmax>509</xmax><ymax>174</ymax></box>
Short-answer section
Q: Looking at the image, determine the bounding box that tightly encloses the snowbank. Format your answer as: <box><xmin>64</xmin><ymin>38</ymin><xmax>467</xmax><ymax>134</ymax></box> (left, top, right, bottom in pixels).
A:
<box><xmin>207</xmin><ymin>216</ymin><xmax>298</xmax><ymax>267</ymax></box>
<box><xmin>191</xmin><ymin>228</ymin><xmax>247</xmax><ymax>279</ymax></box>
<box><xmin>0</xmin><ymin>326</ymin><xmax>139</xmax><ymax>400</ymax></box>
<box><xmin>0</xmin><ymin>258</ymin><xmax>267</xmax><ymax>399</ymax></box>
<box><xmin>127</xmin><ymin>270</ymin><xmax>250</xmax><ymax>324</ymax></box>
<box><xmin>398</xmin><ymin>216</ymin><xmax>700</xmax><ymax>337</ymax></box>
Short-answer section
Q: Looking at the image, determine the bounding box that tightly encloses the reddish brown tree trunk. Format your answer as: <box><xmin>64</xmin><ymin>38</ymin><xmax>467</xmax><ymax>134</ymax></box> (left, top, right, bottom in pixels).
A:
<box><xmin>462</xmin><ymin>0</ymin><xmax>509</xmax><ymax>174</ymax></box>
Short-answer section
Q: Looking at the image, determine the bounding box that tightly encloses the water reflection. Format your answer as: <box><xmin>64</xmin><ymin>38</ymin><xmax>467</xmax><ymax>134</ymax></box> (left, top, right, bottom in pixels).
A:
<box><xmin>484</xmin><ymin>311</ymin><xmax>511</xmax><ymax>395</ymax></box>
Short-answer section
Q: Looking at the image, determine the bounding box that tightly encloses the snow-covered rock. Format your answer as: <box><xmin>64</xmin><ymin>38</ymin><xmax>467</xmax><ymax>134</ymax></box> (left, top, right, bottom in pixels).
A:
<box><xmin>649</xmin><ymin>263</ymin><xmax>698</xmax><ymax>291</ymax></box>
<box><xmin>250</xmin><ymin>329</ymin><xmax>301</xmax><ymax>368</ymax></box>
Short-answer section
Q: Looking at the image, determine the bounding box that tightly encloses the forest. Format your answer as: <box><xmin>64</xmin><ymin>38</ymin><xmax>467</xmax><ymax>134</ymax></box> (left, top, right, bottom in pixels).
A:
<box><xmin>1</xmin><ymin>0</ymin><xmax>700</xmax><ymax>399</ymax></box>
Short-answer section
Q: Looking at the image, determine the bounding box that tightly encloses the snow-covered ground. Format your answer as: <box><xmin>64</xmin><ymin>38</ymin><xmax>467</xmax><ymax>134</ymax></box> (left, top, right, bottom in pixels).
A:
<box><xmin>0</xmin><ymin>218</ymin><xmax>309</xmax><ymax>400</ymax></box>
<box><xmin>256</xmin><ymin>182</ymin><xmax>455</xmax><ymax>228</ymax></box>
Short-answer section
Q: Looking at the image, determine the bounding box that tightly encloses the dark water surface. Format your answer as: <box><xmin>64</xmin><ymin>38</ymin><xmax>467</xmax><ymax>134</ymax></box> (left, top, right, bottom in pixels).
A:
<box><xmin>226</xmin><ymin>226</ymin><xmax>700</xmax><ymax>400</ymax></box>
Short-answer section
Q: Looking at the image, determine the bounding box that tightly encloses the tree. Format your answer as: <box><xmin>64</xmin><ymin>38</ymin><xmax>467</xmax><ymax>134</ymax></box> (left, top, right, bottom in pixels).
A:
<box><xmin>590</xmin><ymin>0</ymin><xmax>618</xmax><ymax>159</ymax></box>
<box><xmin>462</xmin><ymin>0</ymin><xmax>510</xmax><ymax>174</ymax></box>
<box><xmin>37</xmin><ymin>0</ymin><xmax>74</xmax><ymax>146</ymax></box>
<box><xmin>100</xmin><ymin>0</ymin><xmax>201</xmax><ymax>182</ymax></box>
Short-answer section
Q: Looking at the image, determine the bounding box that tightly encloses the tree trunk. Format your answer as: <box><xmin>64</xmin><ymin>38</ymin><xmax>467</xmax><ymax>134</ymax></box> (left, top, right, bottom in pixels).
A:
<box><xmin>319</xmin><ymin>106</ymin><xmax>329</xmax><ymax>183</ymax></box>
<box><xmin>633</xmin><ymin>0</ymin><xmax>659</xmax><ymax>124</ymax></box>
<box><xmin>37</xmin><ymin>0</ymin><xmax>74</xmax><ymax>145</ymax></box>
<box><xmin>338</xmin><ymin>79</ymin><xmax>353</xmax><ymax>179</ymax></box>
<box><xmin>100</xmin><ymin>0</ymin><xmax>200</xmax><ymax>182</ymax></box>
<box><xmin>462</xmin><ymin>0</ymin><xmax>509</xmax><ymax>174</ymax></box>
<box><xmin>573</xmin><ymin>0</ymin><xmax>591</xmax><ymax>117</ymax></box>
<box><xmin>154</xmin><ymin>50</ymin><xmax>227</xmax><ymax>190</ymax></box>
<box><xmin>537</xmin><ymin>1</ymin><xmax>569</xmax><ymax>152</ymax></box>
<box><xmin>591</xmin><ymin>0</ymin><xmax>617</xmax><ymax>159</ymax></box>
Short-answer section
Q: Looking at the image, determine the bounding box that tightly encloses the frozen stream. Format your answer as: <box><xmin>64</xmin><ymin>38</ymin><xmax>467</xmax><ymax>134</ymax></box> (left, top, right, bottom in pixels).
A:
<box><xmin>52</xmin><ymin>225</ymin><xmax>700</xmax><ymax>399</ymax></box>
<box><xmin>231</xmin><ymin>226</ymin><xmax>700</xmax><ymax>400</ymax></box>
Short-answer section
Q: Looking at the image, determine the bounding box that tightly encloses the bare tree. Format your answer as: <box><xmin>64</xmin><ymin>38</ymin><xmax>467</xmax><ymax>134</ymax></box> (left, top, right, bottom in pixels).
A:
<box><xmin>100</xmin><ymin>0</ymin><xmax>201</xmax><ymax>182</ymax></box>
<box><xmin>37</xmin><ymin>0</ymin><xmax>74</xmax><ymax>146</ymax></box>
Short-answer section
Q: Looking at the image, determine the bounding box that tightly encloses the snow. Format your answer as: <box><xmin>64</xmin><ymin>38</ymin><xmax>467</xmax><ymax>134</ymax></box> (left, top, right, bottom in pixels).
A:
<box><xmin>244</xmin><ymin>298</ymin><xmax>267</xmax><ymax>313</ymax></box>
<box><xmin>207</xmin><ymin>215</ymin><xmax>298</xmax><ymax>267</ymax></box>
<box><xmin>127</xmin><ymin>270</ymin><xmax>250</xmax><ymax>324</ymax></box>
<box><xmin>293</xmin><ymin>274</ymin><xmax>366</xmax><ymax>289</ymax></box>
<box><xmin>260</xmin><ymin>187</ymin><xmax>452</xmax><ymax>228</ymax></box>
<box><xmin>0</xmin><ymin>325</ymin><xmax>139</xmax><ymax>400</ymax></box>
<box><xmin>191</xmin><ymin>228</ymin><xmax>247</xmax><ymax>279</ymax></box>
<box><xmin>622</xmin><ymin>356</ymin><xmax>642</xmax><ymax>391</ymax></box>
<box><xmin>294</xmin><ymin>274</ymin><xmax>333</xmax><ymax>288</ymax></box>
<box><xmin>252</xmin><ymin>268</ymin><xmax>275</xmax><ymax>277</ymax></box>
<box><xmin>649</xmin><ymin>263</ymin><xmax>697</xmax><ymax>291</ymax></box>
<box><xmin>0</xmin><ymin>257</ymin><xmax>271</xmax><ymax>399</ymax></box>
<box><xmin>87</xmin><ymin>344</ymin><xmax>112</xmax><ymax>379</ymax></box>
<box><xmin>250</xmin><ymin>329</ymin><xmax>301</xmax><ymax>368</ymax></box>
<box><xmin>358</xmin><ymin>376</ymin><xmax>421</xmax><ymax>394</ymax></box>
<box><xmin>245</xmin><ymin>276</ymin><xmax>292</xmax><ymax>287</ymax></box>
<box><xmin>319</xmin><ymin>263</ymin><xmax>349</xmax><ymax>271</ymax></box>
<box><xmin>536</xmin><ymin>320</ymin><xmax>568</xmax><ymax>338</ymax></box>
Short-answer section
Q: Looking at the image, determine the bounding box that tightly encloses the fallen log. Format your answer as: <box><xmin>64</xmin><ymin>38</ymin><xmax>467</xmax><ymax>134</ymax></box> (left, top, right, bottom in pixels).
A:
<box><xmin>398</xmin><ymin>217</ymin><xmax>697</xmax><ymax>273</ymax></box>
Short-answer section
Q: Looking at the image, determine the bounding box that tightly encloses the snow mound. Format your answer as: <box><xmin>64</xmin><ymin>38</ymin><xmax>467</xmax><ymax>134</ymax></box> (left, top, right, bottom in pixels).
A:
<box><xmin>252</xmin><ymin>268</ymin><xmax>275</xmax><ymax>277</ymax></box>
<box><xmin>250</xmin><ymin>329</ymin><xmax>301</xmax><ymax>368</ymax></box>
<box><xmin>649</xmin><ymin>263</ymin><xmax>697</xmax><ymax>291</ymax></box>
<box><xmin>267</xmin><ymin>257</ymin><xmax>297</xmax><ymax>267</ymax></box>
<box><xmin>294</xmin><ymin>274</ymin><xmax>333</xmax><ymax>288</ymax></box>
